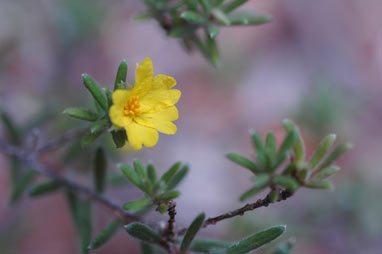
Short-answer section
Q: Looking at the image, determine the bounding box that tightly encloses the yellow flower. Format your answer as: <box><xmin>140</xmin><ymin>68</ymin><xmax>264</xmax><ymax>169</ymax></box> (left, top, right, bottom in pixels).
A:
<box><xmin>109</xmin><ymin>58</ymin><xmax>181</xmax><ymax>150</ymax></box>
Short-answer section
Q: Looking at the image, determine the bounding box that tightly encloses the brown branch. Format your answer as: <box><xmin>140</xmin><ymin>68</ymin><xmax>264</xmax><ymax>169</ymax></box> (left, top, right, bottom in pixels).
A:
<box><xmin>162</xmin><ymin>201</ymin><xmax>177</xmax><ymax>242</ymax></box>
<box><xmin>202</xmin><ymin>190</ymin><xmax>294</xmax><ymax>228</ymax></box>
<box><xmin>0</xmin><ymin>138</ymin><xmax>141</xmax><ymax>224</ymax></box>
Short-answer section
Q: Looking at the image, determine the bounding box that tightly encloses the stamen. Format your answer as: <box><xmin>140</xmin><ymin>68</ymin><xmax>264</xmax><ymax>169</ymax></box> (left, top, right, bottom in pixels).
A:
<box><xmin>123</xmin><ymin>96</ymin><xmax>140</xmax><ymax>117</ymax></box>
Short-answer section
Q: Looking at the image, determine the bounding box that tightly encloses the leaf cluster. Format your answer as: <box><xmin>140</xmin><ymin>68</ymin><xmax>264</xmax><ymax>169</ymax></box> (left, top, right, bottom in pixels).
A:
<box><xmin>140</xmin><ymin>0</ymin><xmax>271</xmax><ymax>67</ymax></box>
<box><xmin>227</xmin><ymin>119</ymin><xmax>352</xmax><ymax>201</ymax></box>
<box><xmin>119</xmin><ymin>160</ymin><xmax>189</xmax><ymax>213</ymax></box>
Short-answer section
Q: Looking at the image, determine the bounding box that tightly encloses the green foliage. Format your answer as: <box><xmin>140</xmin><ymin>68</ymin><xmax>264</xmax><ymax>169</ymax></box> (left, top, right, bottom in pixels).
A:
<box><xmin>180</xmin><ymin>212</ymin><xmax>206</xmax><ymax>252</ymax></box>
<box><xmin>93</xmin><ymin>147</ymin><xmax>107</xmax><ymax>193</ymax></box>
<box><xmin>125</xmin><ymin>222</ymin><xmax>161</xmax><ymax>244</ymax></box>
<box><xmin>139</xmin><ymin>0</ymin><xmax>271</xmax><ymax>67</ymax></box>
<box><xmin>119</xmin><ymin>161</ymin><xmax>188</xmax><ymax>213</ymax></box>
<box><xmin>228</xmin><ymin>119</ymin><xmax>350</xmax><ymax>201</ymax></box>
<box><xmin>28</xmin><ymin>180</ymin><xmax>62</xmax><ymax>197</ymax></box>
<box><xmin>88</xmin><ymin>219</ymin><xmax>122</xmax><ymax>250</ymax></box>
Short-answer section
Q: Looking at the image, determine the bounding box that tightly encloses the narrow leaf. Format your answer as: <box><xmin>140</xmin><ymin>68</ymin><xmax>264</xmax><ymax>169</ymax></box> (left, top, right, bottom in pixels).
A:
<box><xmin>105</xmin><ymin>88</ymin><xmax>113</xmax><ymax>107</ymax></box>
<box><xmin>190</xmin><ymin>238</ymin><xmax>231</xmax><ymax>253</ymax></box>
<box><xmin>227</xmin><ymin>153</ymin><xmax>259</xmax><ymax>174</ymax></box>
<box><xmin>211</xmin><ymin>9</ymin><xmax>231</xmax><ymax>25</ymax></box>
<box><xmin>158</xmin><ymin>191</ymin><xmax>181</xmax><ymax>202</ymax></box>
<box><xmin>119</xmin><ymin>164</ymin><xmax>144</xmax><ymax>191</ymax></box>
<box><xmin>160</xmin><ymin>162</ymin><xmax>181</xmax><ymax>184</ymax></box>
<box><xmin>228</xmin><ymin>11</ymin><xmax>272</xmax><ymax>25</ymax></box>
<box><xmin>90</xmin><ymin>119</ymin><xmax>108</xmax><ymax>134</ymax></box>
<box><xmin>147</xmin><ymin>164</ymin><xmax>157</xmax><ymax>186</ymax></box>
<box><xmin>273</xmin><ymin>176</ymin><xmax>299</xmax><ymax>190</ymax></box>
<box><xmin>250</xmin><ymin>129</ymin><xmax>265</xmax><ymax>153</ymax></box>
<box><xmin>180</xmin><ymin>11</ymin><xmax>207</xmax><ymax>24</ymax></box>
<box><xmin>81</xmin><ymin>131</ymin><xmax>103</xmax><ymax>147</ymax></box>
<box><xmin>10</xmin><ymin>171</ymin><xmax>37</xmax><ymax>204</ymax></box>
<box><xmin>313</xmin><ymin>165</ymin><xmax>340</xmax><ymax>180</ymax></box>
<box><xmin>226</xmin><ymin>225</ymin><xmax>286</xmax><ymax>254</ymax></box>
<box><xmin>318</xmin><ymin>143</ymin><xmax>352</xmax><ymax>170</ymax></box>
<box><xmin>94</xmin><ymin>147</ymin><xmax>107</xmax><ymax>193</ymax></box>
<box><xmin>239</xmin><ymin>174</ymin><xmax>270</xmax><ymax>201</ymax></box>
<box><xmin>123</xmin><ymin>198</ymin><xmax>151</xmax><ymax>211</ymax></box>
<box><xmin>88</xmin><ymin>219</ymin><xmax>122</xmax><ymax>250</ymax></box>
<box><xmin>180</xmin><ymin>213</ymin><xmax>206</xmax><ymax>252</ymax></box>
<box><xmin>206</xmin><ymin>36</ymin><xmax>221</xmax><ymax>68</ymax></box>
<box><xmin>265</xmin><ymin>132</ymin><xmax>276</xmax><ymax>154</ymax></box>
<box><xmin>125</xmin><ymin>222</ymin><xmax>161</xmax><ymax>244</ymax></box>
<box><xmin>114</xmin><ymin>60</ymin><xmax>128</xmax><ymax>90</ymax></box>
<box><xmin>283</xmin><ymin>119</ymin><xmax>305</xmax><ymax>163</ymax></box>
<box><xmin>0</xmin><ymin>111</ymin><xmax>21</xmax><ymax>144</ymax></box>
<box><xmin>133</xmin><ymin>160</ymin><xmax>147</xmax><ymax>179</ymax></box>
<box><xmin>63</xmin><ymin>108</ymin><xmax>98</xmax><ymax>121</ymax></box>
<box><xmin>222</xmin><ymin>0</ymin><xmax>249</xmax><ymax>13</ymax></box>
<box><xmin>277</xmin><ymin>131</ymin><xmax>296</xmax><ymax>157</ymax></box>
<box><xmin>29</xmin><ymin>180</ymin><xmax>62</xmax><ymax>197</ymax></box>
<box><xmin>304</xmin><ymin>180</ymin><xmax>333</xmax><ymax>190</ymax></box>
<box><xmin>82</xmin><ymin>74</ymin><xmax>108</xmax><ymax>111</ymax></box>
<box><xmin>207</xmin><ymin>23</ymin><xmax>220</xmax><ymax>38</ymax></box>
<box><xmin>78</xmin><ymin>200</ymin><xmax>92</xmax><ymax>254</ymax></box>
<box><xmin>166</xmin><ymin>164</ymin><xmax>189</xmax><ymax>190</ymax></box>
<box><xmin>269</xmin><ymin>190</ymin><xmax>279</xmax><ymax>203</ymax></box>
<box><xmin>140</xmin><ymin>241</ymin><xmax>154</xmax><ymax>254</ymax></box>
<box><xmin>308</xmin><ymin>134</ymin><xmax>336</xmax><ymax>169</ymax></box>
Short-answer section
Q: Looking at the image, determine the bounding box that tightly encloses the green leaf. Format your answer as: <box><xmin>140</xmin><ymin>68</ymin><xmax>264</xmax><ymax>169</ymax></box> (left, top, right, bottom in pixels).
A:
<box><xmin>90</xmin><ymin>119</ymin><xmax>108</xmax><ymax>134</ymax></box>
<box><xmin>265</xmin><ymin>132</ymin><xmax>277</xmax><ymax>154</ymax></box>
<box><xmin>227</xmin><ymin>11</ymin><xmax>272</xmax><ymax>25</ymax></box>
<box><xmin>140</xmin><ymin>241</ymin><xmax>154</xmax><ymax>254</ymax></box>
<box><xmin>239</xmin><ymin>174</ymin><xmax>270</xmax><ymax>201</ymax></box>
<box><xmin>147</xmin><ymin>164</ymin><xmax>157</xmax><ymax>186</ymax></box>
<box><xmin>190</xmin><ymin>238</ymin><xmax>231</xmax><ymax>253</ymax></box>
<box><xmin>125</xmin><ymin>222</ymin><xmax>161</xmax><ymax>244</ymax></box>
<box><xmin>119</xmin><ymin>164</ymin><xmax>144</xmax><ymax>191</ymax></box>
<box><xmin>180</xmin><ymin>11</ymin><xmax>207</xmax><ymax>24</ymax></box>
<box><xmin>180</xmin><ymin>213</ymin><xmax>206</xmax><ymax>252</ymax></box>
<box><xmin>211</xmin><ymin>9</ymin><xmax>231</xmax><ymax>25</ymax></box>
<box><xmin>63</xmin><ymin>108</ymin><xmax>98</xmax><ymax>121</ymax></box>
<box><xmin>66</xmin><ymin>191</ymin><xmax>81</xmax><ymax>231</ymax></box>
<box><xmin>277</xmin><ymin>131</ymin><xmax>296</xmax><ymax>157</ymax></box>
<box><xmin>157</xmin><ymin>204</ymin><xmax>168</xmax><ymax>214</ymax></box>
<box><xmin>81</xmin><ymin>131</ymin><xmax>103</xmax><ymax>147</ymax></box>
<box><xmin>207</xmin><ymin>23</ymin><xmax>220</xmax><ymax>38</ymax></box>
<box><xmin>78</xmin><ymin>200</ymin><xmax>92</xmax><ymax>254</ymax></box>
<box><xmin>199</xmin><ymin>0</ymin><xmax>212</xmax><ymax>12</ymax></box>
<box><xmin>269</xmin><ymin>190</ymin><xmax>279</xmax><ymax>203</ymax></box>
<box><xmin>226</xmin><ymin>225</ymin><xmax>286</xmax><ymax>254</ymax></box>
<box><xmin>123</xmin><ymin>198</ymin><xmax>151</xmax><ymax>211</ymax></box>
<box><xmin>273</xmin><ymin>176</ymin><xmax>299</xmax><ymax>190</ymax></box>
<box><xmin>304</xmin><ymin>180</ymin><xmax>333</xmax><ymax>190</ymax></box>
<box><xmin>158</xmin><ymin>191</ymin><xmax>181</xmax><ymax>202</ymax></box>
<box><xmin>28</xmin><ymin>180</ymin><xmax>62</xmax><ymax>197</ymax></box>
<box><xmin>227</xmin><ymin>153</ymin><xmax>259</xmax><ymax>174</ymax></box>
<box><xmin>160</xmin><ymin>162</ymin><xmax>181</xmax><ymax>184</ymax></box>
<box><xmin>222</xmin><ymin>0</ymin><xmax>249</xmax><ymax>13</ymax></box>
<box><xmin>313</xmin><ymin>165</ymin><xmax>340</xmax><ymax>180</ymax></box>
<box><xmin>114</xmin><ymin>60</ymin><xmax>128</xmax><ymax>90</ymax></box>
<box><xmin>168</xmin><ymin>26</ymin><xmax>195</xmax><ymax>38</ymax></box>
<box><xmin>111</xmin><ymin>129</ymin><xmax>127</xmax><ymax>148</ymax></box>
<box><xmin>94</xmin><ymin>147</ymin><xmax>107</xmax><ymax>193</ymax></box>
<box><xmin>308</xmin><ymin>134</ymin><xmax>336</xmax><ymax>169</ymax></box>
<box><xmin>0</xmin><ymin>111</ymin><xmax>22</xmax><ymax>144</ymax></box>
<box><xmin>184</xmin><ymin>0</ymin><xmax>198</xmax><ymax>10</ymax></box>
<box><xmin>133</xmin><ymin>160</ymin><xmax>147</xmax><ymax>179</ymax></box>
<box><xmin>88</xmin><ymin>219</ymin><xmax>122</xmax><ymax>250</ymax></box>
<box><xmin>283</xmin><ymin>119</ymin><xmax>305</xmax><ymax>163</ymax></box>
<box><xmin>105</xmin><ymin>88</ymin><xmax>113</xmax><ymax>106</ymax></box>
<box><xmin>10</xmin><ymin>171</ymin><xmax>37</xmax><ymax>204</ymax></box>
<box><xmin>206</xmin><ymin>35</ymin><xmax>221</xmax><ymax>68</ymax></box>
<box><xmin>250</xmin><ymin>129</ymin><xmax>265</xmax><ymax>153</ymax></box>
<box><xmin>82</xmin><ymin>74</ymin><xmax>108</xmax><ymax>111</ymax></box>
<box><xmin>318</xmin><ymin>143</ymin><xmax>352</xmax><ymax>170</ymax></box>
<box><xmin>166</xmin><ymin>164</ymin><xmax>189</xmax><ymax>190</ymax></box>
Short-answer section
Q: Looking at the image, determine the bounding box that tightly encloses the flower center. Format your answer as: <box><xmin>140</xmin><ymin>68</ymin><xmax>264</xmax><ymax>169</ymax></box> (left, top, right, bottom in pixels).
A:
<box><xmin>123</xmin><ymin>96</ymin><xmax>140</xmax><ymax>117</ymax></box>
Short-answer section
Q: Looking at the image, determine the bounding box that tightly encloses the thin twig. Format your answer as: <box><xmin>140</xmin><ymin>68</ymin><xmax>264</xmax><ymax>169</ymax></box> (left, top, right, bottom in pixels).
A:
<box><xmin>203</xmin><ymin>190</ymin><xmax>293</xmax><ymax>228</ymax></box>
<box><xmin>163</xmin><ymin>201</ymin><xmax>177</xmax><ymax>242</ymax></box>
<box><xmin>36</xmin><ymin>127</ymin><xmax>88</xmax><ymax>154</ymax></box>
<box><xmin>0</xmin><ymin>139</ymin><xmax>140</xmax><ymax>224</ymax></box>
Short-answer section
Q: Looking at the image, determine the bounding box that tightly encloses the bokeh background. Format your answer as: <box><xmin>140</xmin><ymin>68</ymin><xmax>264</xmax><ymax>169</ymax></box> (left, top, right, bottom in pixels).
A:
<box><xmin>0</xmin><ymin>0</ymin><xmax>381</xmax><ymax>253</ymax></box>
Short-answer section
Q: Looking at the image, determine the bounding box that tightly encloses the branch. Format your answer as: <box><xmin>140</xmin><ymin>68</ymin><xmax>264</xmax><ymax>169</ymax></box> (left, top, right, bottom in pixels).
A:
<box><xmin>0</xmin><ymin>138</ymin><xmax>141</xmax><ymax>224</ymax></box>
<box><xmin>162</xmin><ymin>201</ymin><xmax>177</xmax><ymax>242</ymax></box>
<box><xmin>202</xmin><ymin>190</ymin><xmax>294</xmax><ymax>228</ymax></box>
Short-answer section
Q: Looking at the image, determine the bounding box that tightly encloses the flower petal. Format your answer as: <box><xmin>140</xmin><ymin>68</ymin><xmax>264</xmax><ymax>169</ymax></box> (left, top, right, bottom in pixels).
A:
<box><xmin>131</xmin><ymin>77</ymin><xmax>153</xmax><ymax>97</ymax></box>
<box><xmin>152</xmin><ymin>74</ymin><xmax>176</xmax><ymax>90</ymax></box>
<box><xmin>109</xmin><ymin>104</ymin><xmax>132</xmax><ymax>128</ymax></box>
<box><xmin>136</xmin><ymin>58</ymin><xmax>153</xmax><ymax>84</ymax></box>
<box><xmin>140</xmin><ymin>106</ymin><xmax>179</xmax><ymax>134</ymax></box>
<box><xmin>140</xmin><ymin>89</ymin><xmax>181</xmax><ymax>112</ymax></box>
<box><xmin>112</xmin><ymin>89</ymin><xmax>131</xmax><ymax>106</ymax></box>
<box><xmin>125</xmin><ymin>122</ymin><xmax>159</xmax><ymax>150</ymax></box>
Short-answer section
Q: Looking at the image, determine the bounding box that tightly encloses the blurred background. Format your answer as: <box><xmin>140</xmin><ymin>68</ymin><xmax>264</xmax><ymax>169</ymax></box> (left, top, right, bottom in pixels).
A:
<box><xmin>0</xmin><ymin>0</ymin><xmax>381</xmax><ymax>253</ymax></box>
